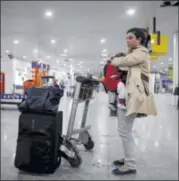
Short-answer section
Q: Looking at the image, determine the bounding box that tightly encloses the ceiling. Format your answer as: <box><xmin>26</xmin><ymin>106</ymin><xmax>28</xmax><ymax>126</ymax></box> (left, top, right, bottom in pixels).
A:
<box><xmin>1</xmin><ymin>1</ymin><xmax>178</xmax><ymax>75</ymax></box>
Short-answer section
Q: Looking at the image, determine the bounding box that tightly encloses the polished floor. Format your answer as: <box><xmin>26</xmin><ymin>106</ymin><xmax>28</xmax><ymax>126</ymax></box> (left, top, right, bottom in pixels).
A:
<box><xmin>1</xmin><ymin>92</ymin><xmax>178</xmax><ymax>180</ymax></box>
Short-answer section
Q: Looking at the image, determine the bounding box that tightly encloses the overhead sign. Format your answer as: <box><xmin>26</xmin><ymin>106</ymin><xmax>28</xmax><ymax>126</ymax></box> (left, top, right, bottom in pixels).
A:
<box><xmin>149</xmin><ymin>34</ymin><xmax>168</xmax><ymax>56</ymax></box>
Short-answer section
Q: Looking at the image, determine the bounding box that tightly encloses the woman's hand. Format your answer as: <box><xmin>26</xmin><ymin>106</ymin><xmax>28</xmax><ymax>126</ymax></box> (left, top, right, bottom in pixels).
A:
<box><xmin>115</xmin><ymin>52</ymin><xmax>126</xmax><ymax>57</ymax></box>
<box><xmin>111</xmin><ymin>52</ymin><xmax>126</xmax><ymax>60</ymax></box>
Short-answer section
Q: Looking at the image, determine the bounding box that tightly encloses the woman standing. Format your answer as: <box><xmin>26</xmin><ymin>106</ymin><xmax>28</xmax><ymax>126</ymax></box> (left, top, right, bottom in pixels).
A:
<box><xmin>111</xmin><ymin>28</ymin><xmax>157</xmax><ymax>175</ymax></box>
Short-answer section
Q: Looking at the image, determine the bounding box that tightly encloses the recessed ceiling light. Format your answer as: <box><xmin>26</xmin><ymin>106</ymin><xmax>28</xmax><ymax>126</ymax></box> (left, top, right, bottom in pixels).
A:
<box><xmin>100</xmin><ymin>39</ymin><xmax>106</xmax><ymax>44</ymax></box>
<box><xmin>33</xmin><ymin>49</ymin><xmax>38</xmax><ymax>53</ymax></box>
<box><xmin>13</xmin><ymin>40</ymin><xmax>19</xmax><ymax>44</ymax></box>
<box><xmin>44</xmin><ymin>10</ymin><xmax>53</xmax><ymax>17</ymax></box>
<box><xmin>102</xmin><ymin>49</ymin><xmax>107</xmax><ymax>53</ymax></box>
<box><xmin>63</xmin><ymin>49</ymin><xmax>68</xmax><ymax>53</ymax></box>
<box><xmin>126</xmin><ymin>8</ymin><xmax>136</xmax><ymax>16</ymax></box>
<box><xmin>165</xmin><ymin>68</ymin><xmax>168</xmax><ymax>71</ymax></box>
<box><xmin>101</xmin><ymin>53</ymin><xmax>108</xmax><ymax>57</ymax></box>
<box><xmin>60</xmin><ymin>53</ymin><xmax>67</xmax><ymax>57</ymax></box>
<box><xmin>5</xmin><ymin>50</ymin><xmax>9</xmax><ymax>53</ymax></box>
<box><xmin>51</xmin><ymin>39</ymin><xmax>56</xmax><ymax>44</ymax></box>
<box><xmin>155</xmin><ymin>141</ymin><xmax>159</xmax><ymax>147</ymax></box>
<box><xmin>68</xmin><ymin>58</ymin><xmax>74</xmax><ymax>61</ymax></box>
<box><xmin>161</xmin><ymin>62</ymin><xmax>164</xmax><ymax>64</ymax></box>
<box><xmin>23</xmin><ymin>56</ymin><xmax>26</xmax><ymax>59</ymax></box>
<box><xmin>46</xmin><ymin>56</ymin><xmax>51</xmax><ymax>59</ymax></box>
<box><xmin>153</xmin><ymin>65</ymin><xmax>156</xmax><ymax>68</ymax></box>
<box><xmin>56</xmin><ymin>60</ymin><xmax>59</xmax><ymax>63</ymax></box>
<box><xmin>169</xmin><ymin>57</ymin><xmax>172</xmax><ymax>61</ymax></box>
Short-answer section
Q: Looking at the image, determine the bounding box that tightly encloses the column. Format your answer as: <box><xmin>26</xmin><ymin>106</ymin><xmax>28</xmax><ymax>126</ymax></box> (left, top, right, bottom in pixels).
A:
<box><xmin>172</xmin><ymin>33</ymin><xmax>178</xmax><ymax>106</ymax></box>
<box><xmin>1</xmin><ymin>56</ymin><xmax>14</xmax><ymax>93</ymax></box>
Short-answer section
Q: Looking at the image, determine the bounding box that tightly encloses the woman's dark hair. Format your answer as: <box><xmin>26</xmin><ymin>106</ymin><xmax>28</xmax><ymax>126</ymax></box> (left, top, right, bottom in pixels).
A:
<box><xmin>127</xmin><ymin>27</ymin><xmax>147</xmax><ymax>46</ymax></box>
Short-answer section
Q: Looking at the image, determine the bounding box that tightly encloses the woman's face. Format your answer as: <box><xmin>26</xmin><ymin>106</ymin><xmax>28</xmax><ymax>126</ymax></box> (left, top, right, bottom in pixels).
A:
<box><xmin>126</xmin><ymin>32</ymin><xmax>141</xmax><ymax>48</ymax></box>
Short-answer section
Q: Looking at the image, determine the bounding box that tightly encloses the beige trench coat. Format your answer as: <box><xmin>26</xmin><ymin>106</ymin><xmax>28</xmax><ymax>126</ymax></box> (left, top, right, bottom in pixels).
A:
<box><xmin>112</xmin><ymin>46</ymin><xmax>157</xmax><ymax>117</ymax></box>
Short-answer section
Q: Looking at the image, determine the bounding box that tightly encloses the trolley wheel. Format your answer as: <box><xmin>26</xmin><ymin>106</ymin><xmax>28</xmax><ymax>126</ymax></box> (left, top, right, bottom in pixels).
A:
<box><xmin>84</xmin><ymin>139</ymin><xmax>95</xmax><ymax>150</ymax></box>
<box><xmin>69</xmin><ymin>154</ymin><xmax>82</xmax><ymax>168</ymax></box>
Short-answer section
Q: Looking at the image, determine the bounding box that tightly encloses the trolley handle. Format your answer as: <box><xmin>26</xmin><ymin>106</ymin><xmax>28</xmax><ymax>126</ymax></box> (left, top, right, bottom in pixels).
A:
<box><xmin>76</xmin><ymin>76</ymin><xmax>99</xmax><ymax>86</ymax></box>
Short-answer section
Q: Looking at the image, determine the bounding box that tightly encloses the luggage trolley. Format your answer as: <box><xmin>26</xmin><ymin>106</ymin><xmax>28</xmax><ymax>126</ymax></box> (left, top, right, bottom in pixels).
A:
<box><xmin>61</xmin><ymin>75</ymin><xmax>99</xmax><ymax>167</ymax></box>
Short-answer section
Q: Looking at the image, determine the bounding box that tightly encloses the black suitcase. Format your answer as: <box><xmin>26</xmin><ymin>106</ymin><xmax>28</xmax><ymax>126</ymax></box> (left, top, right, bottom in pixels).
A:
<box><xmin>14</xmin><ymin>111</ymin><xmax>63</xmax><ymax>174</ymax></box>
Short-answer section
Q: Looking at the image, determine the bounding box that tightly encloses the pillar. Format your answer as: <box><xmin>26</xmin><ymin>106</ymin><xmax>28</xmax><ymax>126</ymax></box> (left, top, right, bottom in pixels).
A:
<box><xmin>1</xmin><ymin>56</ymin><xmax>14</xmax><ymax>93</ymax></box>
<box><xmin>172</xmin><ymin>33</ymin><xmax>178</xmax><ymax>106</ymax></box>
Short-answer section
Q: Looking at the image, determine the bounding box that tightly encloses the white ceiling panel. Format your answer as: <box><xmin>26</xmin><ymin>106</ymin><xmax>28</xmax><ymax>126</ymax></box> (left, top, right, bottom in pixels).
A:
<box><xmin>1</xmin><ymin>1</ymin><xmax>178</xmax><ymax>74</ymax></box>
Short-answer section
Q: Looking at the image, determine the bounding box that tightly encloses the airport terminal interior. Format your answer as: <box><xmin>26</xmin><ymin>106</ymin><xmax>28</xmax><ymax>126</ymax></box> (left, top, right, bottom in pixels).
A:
<box><xmin>1</xmin><ymin>1</ymin><xmax>179</xmax><ymax>180</ymax></box>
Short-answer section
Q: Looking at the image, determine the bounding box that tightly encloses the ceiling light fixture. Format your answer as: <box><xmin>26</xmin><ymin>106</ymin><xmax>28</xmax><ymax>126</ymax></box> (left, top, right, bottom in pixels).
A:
<box><xmin>102</xmin><ymin>49</ymin><xmax>107</xmax><ymax>53</ymax></box>
<box><xmin>60</xmin><ymin>53</ymin><xmax>67</xmax><ymax>57</ymax></box>
<box><xmin>169</xmin><ymin>57</ymin><xmax>172</xmax><ymax>61</ymax></box>
<box><xmin>33</xmin><ymin>49</ymin><xmax>38</xmax><ymax>53</ymax></box>
<box><xmin>46</xmin><ymin>56</ymin><xmax>51</xmax><ymax>59</ymax></box>
<box><xmin>5</xmin><ymin>50</ymin><xmax>9</xmax><ymax>53</ymax></box>
<box><xmin>60</xmin><ymin>54</ymin><xmax>67</xmax><ymax>57</ymax></box>
<box><xmin>13</xmin><ymin>40</ymin><xmax>19</xmax><ymax>44</ymax></box>
<box><xmin>101</xmin><ymin>53</ymin><xmax>108</xmax><ymax>57</ymax></box>
<box><xmin>153</xmin><ymin>65</ymin><xmax>156</xmax><ymax>68</ymax></box>
<box><xmin>51</xmin><ymin>39</ymin><xmax>56</xmax><ymax>44</ymax></box>
<box><xmin>161</xmin><ymin>62</ymin><xmax>164</xmax><ymax>65</ymax></box>
<box><xmin>126</xmin><ymin>8</ymin><xmax>136</xmax><ymax>16</ymax></box>
<box><xmin>56</xmin><ymin>60</ymin><xmax>59</xmax><ymax>63</ymax></box>
<box><xmin>100</xmin><ymin>39</ymin><xmax>106</xmax><ymax>44</ymax></box>
<box><xmin>155</xmin><ymin>141</ymin><xmax>159</xmax><ymax>147</ymax></box>
<box><xmin>44</xmin><ymin>10</ymin><xmax>53</xmax><ymax>17</ymax></box>
<box><xmin>63</xmin><ymin>49</ymin><xmax>68</xmax><ymax>53</ymax></box>
<box><xmin>23</xmin><ymin>56</ymin><xmax>26</xmax><ymax>59</ymax></box>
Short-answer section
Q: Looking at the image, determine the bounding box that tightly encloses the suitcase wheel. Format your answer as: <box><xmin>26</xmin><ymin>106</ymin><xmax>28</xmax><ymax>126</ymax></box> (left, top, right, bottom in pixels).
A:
<box><xmin>69</xmin><ymin>154</ymin><xmax>82</xmax><ymax>168</ymax></box>
<box><xmin>83</xmin><ymin>139</ymin><xmax>94</xmax><ymax>150</ymax></box>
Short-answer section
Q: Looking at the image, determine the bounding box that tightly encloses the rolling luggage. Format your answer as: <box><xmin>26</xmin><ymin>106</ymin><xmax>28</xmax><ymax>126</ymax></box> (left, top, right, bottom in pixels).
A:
<box><xmin>14</xmin><ymin>87</ymin><xmax>66</xmax><ymax>174</ymax></box>
<box><xmin>14</xmin><ymin>111</ymin><xmax>63</xmax><ymax>174</ymax></box>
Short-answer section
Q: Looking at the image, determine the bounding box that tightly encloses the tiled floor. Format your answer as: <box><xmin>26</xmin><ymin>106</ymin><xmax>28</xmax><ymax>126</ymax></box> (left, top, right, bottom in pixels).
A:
<box><xmin>1</xmin><ymin>92</ymin><xmax>178</xmax><ymax>180</ymax></box>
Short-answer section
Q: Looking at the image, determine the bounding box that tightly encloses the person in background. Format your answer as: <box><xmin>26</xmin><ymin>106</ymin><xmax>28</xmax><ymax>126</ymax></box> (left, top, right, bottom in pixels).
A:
<box><xmin>53</xmin><ymin>79</ymin><xmax>60</xmax><ymax>89</ymax></box>
<box><xmin>110</xmin><ymin>27</ymin><xmax>157</xmax><ymax>175</ymax></box>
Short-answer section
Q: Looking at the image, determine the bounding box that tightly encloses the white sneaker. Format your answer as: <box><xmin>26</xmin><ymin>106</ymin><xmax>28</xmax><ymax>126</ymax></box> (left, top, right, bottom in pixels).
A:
<box><xmin>118</xmin><ymin>104</ymin><xmax>126</xmax><ymax>110</ymax></box>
